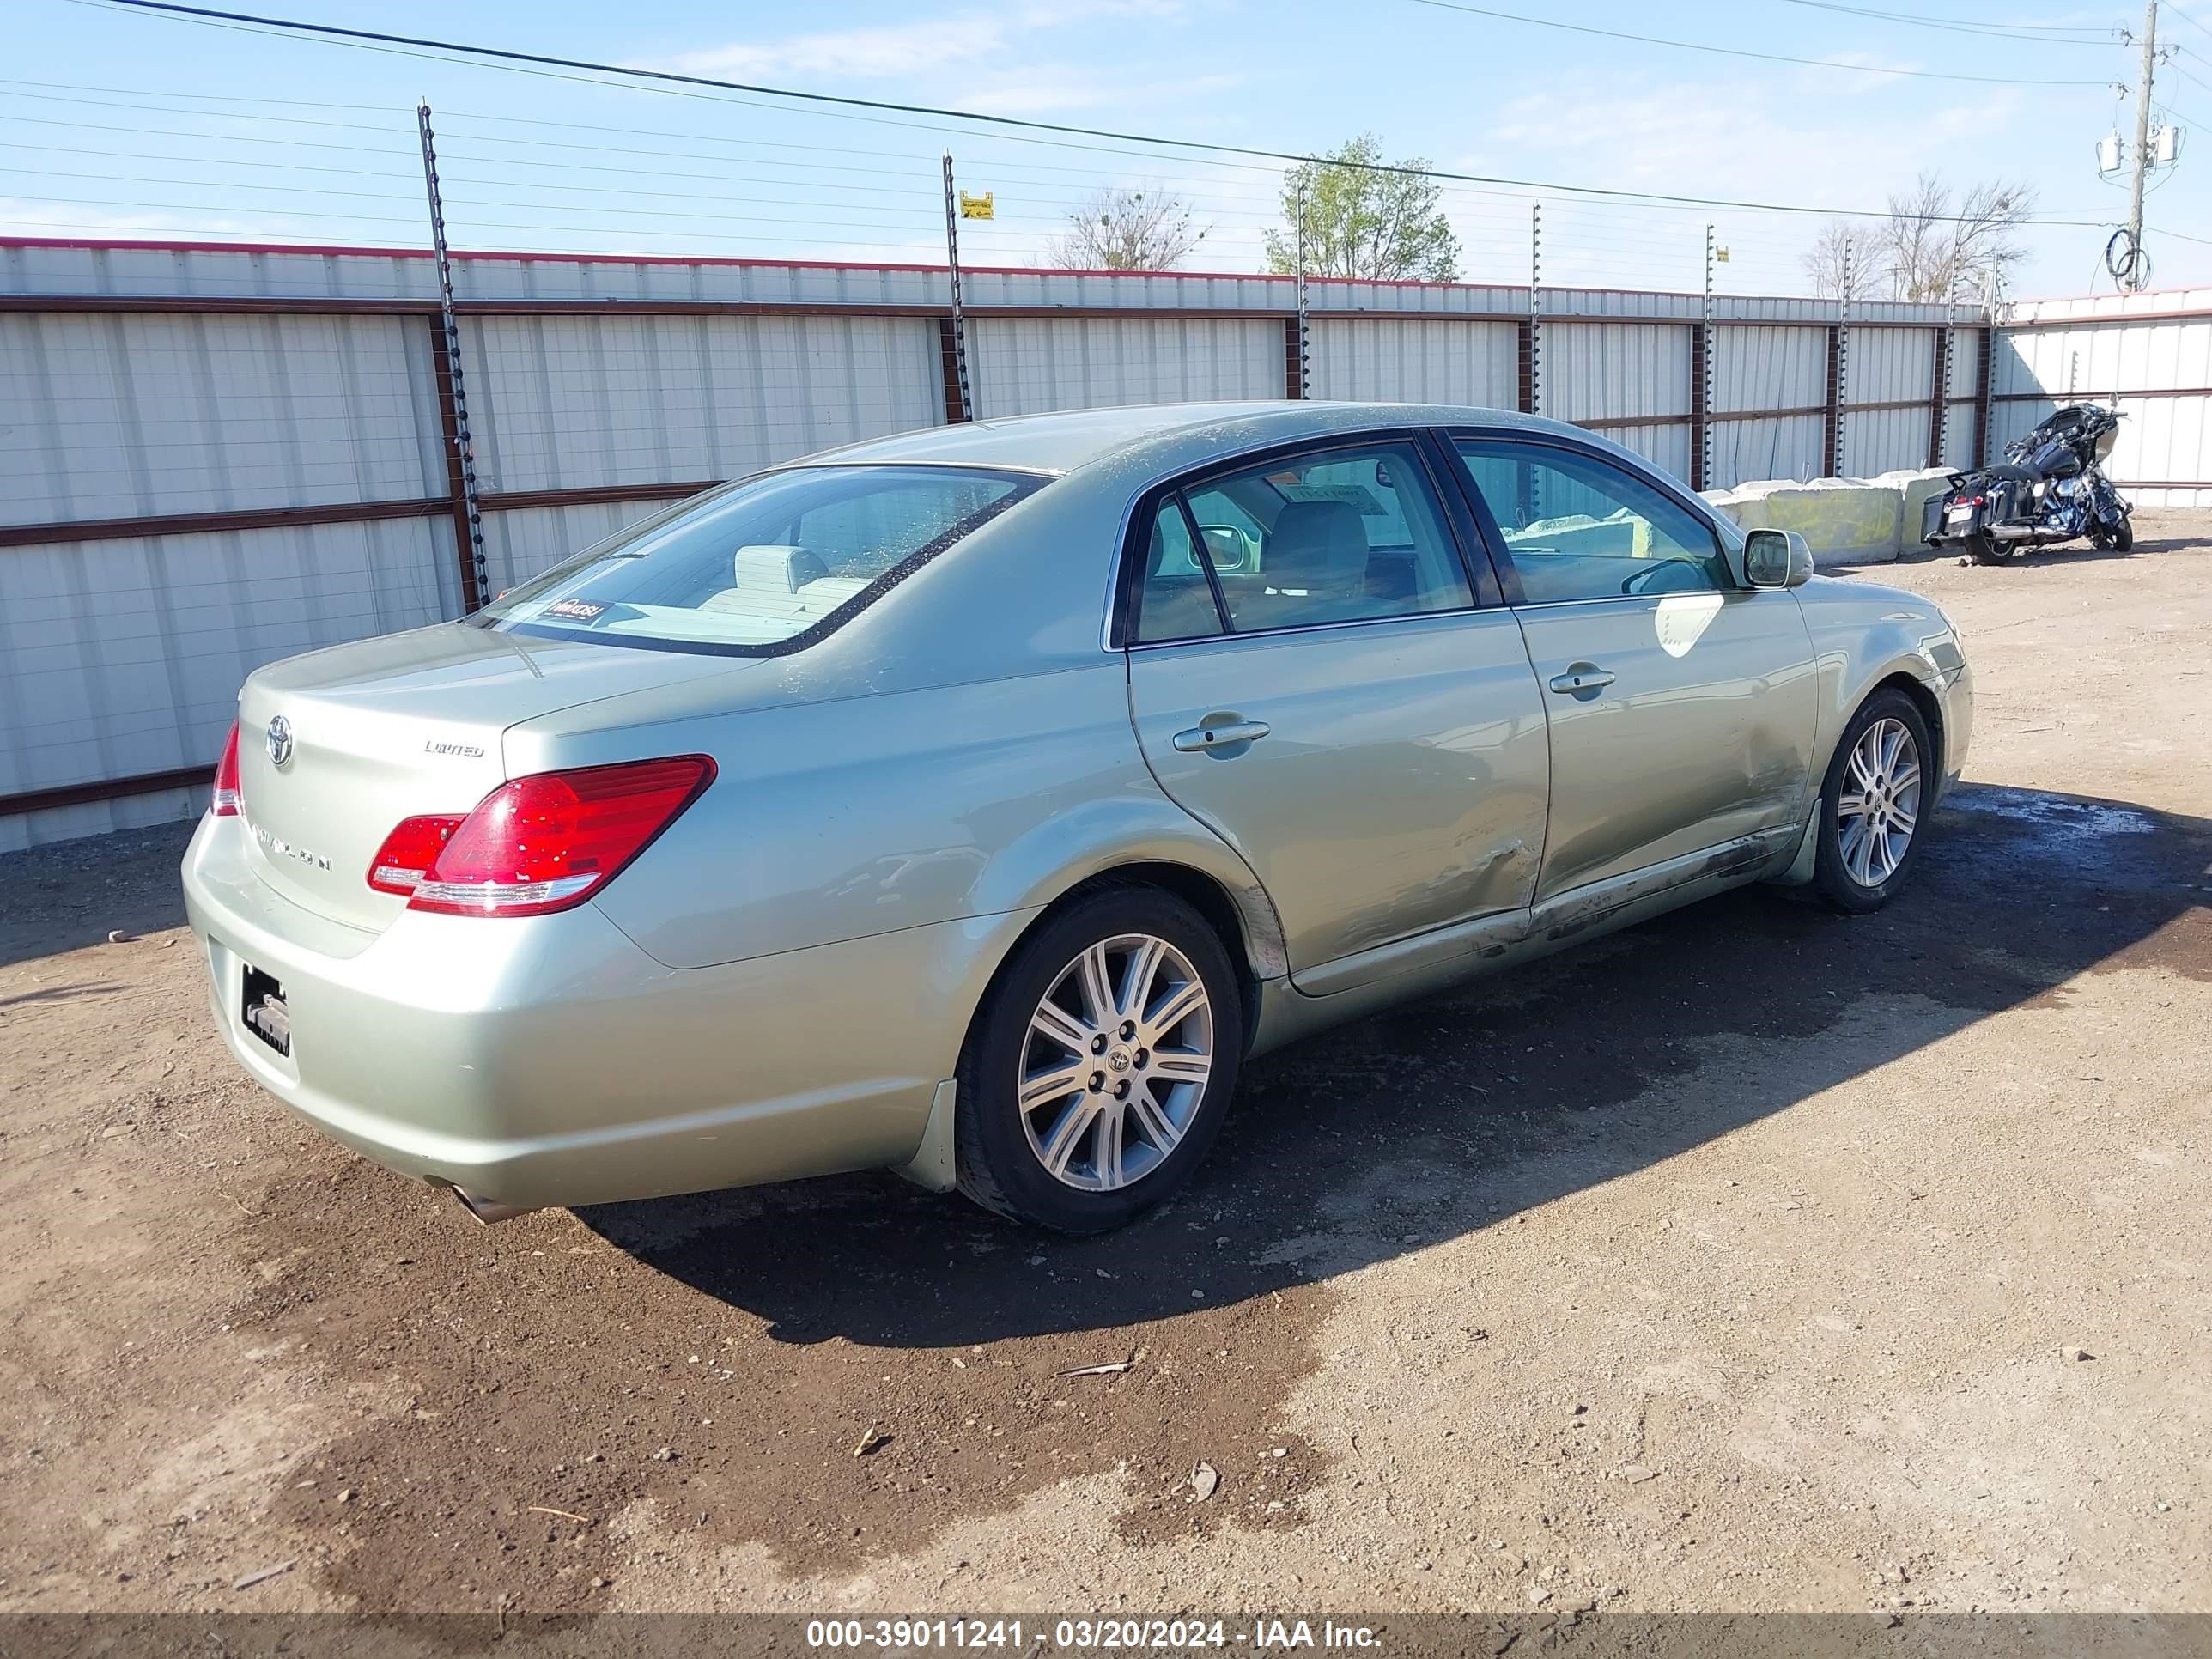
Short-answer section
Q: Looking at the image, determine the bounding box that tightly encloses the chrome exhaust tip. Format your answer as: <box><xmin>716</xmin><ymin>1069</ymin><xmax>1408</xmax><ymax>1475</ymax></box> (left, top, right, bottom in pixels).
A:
<box><xmin>438</xmin><ymin>1181</ymin><xmax>540</xmax><ymax>1225</ymax></box>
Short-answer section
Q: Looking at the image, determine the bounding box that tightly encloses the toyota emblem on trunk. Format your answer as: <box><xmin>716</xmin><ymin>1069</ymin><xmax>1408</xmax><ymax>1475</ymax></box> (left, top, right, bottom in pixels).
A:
<box><xmin>265</xmin><ymin>714</ymin><xmax>293</xmax><ymax>768</ymax></box>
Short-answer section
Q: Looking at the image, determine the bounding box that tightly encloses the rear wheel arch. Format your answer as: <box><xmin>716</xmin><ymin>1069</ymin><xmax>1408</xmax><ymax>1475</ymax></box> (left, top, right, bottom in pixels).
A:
<box><xmin>975</xmin><ymin>861</ymin><xmax>1273</xmax><ymax>1059</ymax></box>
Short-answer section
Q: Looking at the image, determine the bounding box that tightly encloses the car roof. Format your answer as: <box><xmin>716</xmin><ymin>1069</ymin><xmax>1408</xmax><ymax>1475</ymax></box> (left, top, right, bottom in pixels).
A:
<box><xmin>788</xmin><ymin>400</ymin><xmax>1600</xmax><ymax>477</ymax></box>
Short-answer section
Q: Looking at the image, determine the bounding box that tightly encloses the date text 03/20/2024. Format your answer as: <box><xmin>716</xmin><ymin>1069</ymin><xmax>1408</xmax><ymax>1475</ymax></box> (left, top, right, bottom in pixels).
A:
<box><xmin>804</xmin><ymin>1620</ymin><xmax>1382</xmax><ymax>1650</ymax></box>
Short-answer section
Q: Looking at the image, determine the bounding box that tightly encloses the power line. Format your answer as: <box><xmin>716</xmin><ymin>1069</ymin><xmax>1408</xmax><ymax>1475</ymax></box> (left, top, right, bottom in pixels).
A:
<box><xmin>2162</xmin><ymin>0</ymin><xmax>2212</xmax><ymax>41</ymax></box>
<box><xmin>1774</xmin><ymin>0</ymin><xmax>2118</xmax><ymax>41</ymax></box>
<box><xmin>1405</xmin><ymin>0</ymin><xmax>2114</xmax><ymax>82</ymax></box>
<box><xmin>83</xmin><ymin>0</ymin><xmax>2124</xmax><ymax>226</ymax></box>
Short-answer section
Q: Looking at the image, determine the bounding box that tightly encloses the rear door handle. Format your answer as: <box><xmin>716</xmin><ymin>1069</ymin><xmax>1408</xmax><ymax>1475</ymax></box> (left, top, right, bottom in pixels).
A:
<box><xmin>1548</xmin><ymin>665</ymin><xmax>1616</xmax><ymax>696</ymax></box>
<box><xmin>1171</xmin><ymin>719</ymin><xmax>1272</xmax><ymax>753</ymax></box>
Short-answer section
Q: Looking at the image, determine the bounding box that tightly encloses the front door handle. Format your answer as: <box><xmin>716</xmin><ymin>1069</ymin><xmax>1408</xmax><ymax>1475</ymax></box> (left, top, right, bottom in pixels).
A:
<box><xmin>1548</xmin><ymin>665</ymin><xmax>1617</xmax><ymax>696</ymax></box>
<box><xmin>1171</xmin><ymin>718</ymin><xmax>1272</xmax><ymax>754</ymax></box>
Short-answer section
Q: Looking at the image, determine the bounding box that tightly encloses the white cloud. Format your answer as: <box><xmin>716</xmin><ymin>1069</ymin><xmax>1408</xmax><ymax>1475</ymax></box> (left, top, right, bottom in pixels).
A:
<box><xmin>650</xmin><ymin>0</ymin><xmax>1185</xmax><ymax>83</ymax></box>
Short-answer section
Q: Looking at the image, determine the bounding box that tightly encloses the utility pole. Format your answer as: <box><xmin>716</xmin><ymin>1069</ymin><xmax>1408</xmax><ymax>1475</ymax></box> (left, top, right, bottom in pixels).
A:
<box><xmin>2124</xmin><ymin>0</ymin><xmax>2157</xmax><ymax>290</ymax></box>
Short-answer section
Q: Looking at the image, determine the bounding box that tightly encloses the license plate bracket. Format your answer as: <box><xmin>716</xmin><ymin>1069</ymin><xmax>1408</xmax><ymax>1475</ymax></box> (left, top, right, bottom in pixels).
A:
<box><xmin>241</xmin><ymin>963</ymin><xmax>291</xmax><ymax>1058</ymax></box>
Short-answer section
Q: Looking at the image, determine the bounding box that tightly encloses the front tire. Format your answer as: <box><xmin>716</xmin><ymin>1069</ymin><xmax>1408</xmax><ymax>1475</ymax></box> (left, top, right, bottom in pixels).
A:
<box><xmin>955</xmin><ymin>888</ymin><xmax>1243</xmax><ymax>1233</ymax></box>
<box><xmin>1813</xmin><ymin>690</ymin><xmax>1934</xmax><ymax>915</ymax></box>
<box><xmin>2111</xmin><ymin>514</ymin><xmax>2134</xmax><ymax>552</ymax></box>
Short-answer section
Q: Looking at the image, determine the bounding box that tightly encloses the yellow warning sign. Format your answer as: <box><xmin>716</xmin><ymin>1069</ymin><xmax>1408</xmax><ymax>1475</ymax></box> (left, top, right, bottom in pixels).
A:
<box><xmin>958</xmin><ymin>191</ymin><xmax>995</xmax><ymax>221</ymax></box>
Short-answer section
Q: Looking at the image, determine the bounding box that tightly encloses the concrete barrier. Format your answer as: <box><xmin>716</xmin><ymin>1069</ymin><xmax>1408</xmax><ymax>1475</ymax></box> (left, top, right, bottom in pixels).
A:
<box><xmin>1703</xmin><ymin>467</ymin><xmax>1954</xmax><ymax>566</ymax></box>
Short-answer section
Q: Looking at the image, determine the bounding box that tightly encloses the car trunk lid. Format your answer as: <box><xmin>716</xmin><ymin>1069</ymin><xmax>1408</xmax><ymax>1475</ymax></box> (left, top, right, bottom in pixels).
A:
<box><xmin>234</xmin><ymin>624</ymin><xmax>725</xmax><ymax>932</ymax></box>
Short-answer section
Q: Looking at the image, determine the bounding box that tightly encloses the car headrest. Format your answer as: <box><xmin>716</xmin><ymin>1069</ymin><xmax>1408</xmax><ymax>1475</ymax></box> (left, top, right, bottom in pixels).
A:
<box><xmin>1267</xmin><ymin>501</ymin><xmax>1369</xmax><ymax>591</ymax></box>
<box><xmin>732</xmin><ymin>544</ymin><xmax>830</xmax><ymax>592</ymax></box>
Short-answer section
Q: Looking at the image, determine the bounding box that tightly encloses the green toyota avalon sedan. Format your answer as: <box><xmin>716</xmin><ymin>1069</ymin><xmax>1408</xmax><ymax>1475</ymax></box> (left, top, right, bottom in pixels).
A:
<box><xmin>182</xmin><ymin>402</ymin><xmax>1972</xmax><ymax>1233</ymax></box>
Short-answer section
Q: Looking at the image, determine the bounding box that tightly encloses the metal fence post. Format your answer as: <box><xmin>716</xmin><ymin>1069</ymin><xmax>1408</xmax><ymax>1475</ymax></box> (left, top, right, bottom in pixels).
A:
<box><xmin>416</xmin><ymin>100</ymin><xmax>487</xmax><ymax>613</ymax></box>
<box><xmin>1929</xmin><ymin>325</ymin><xmax>1954</xmax><ymax>468</ymax></box>
<box><xmin>1697</xmin><ymin>222</ymin><xmax>1716</xmax><ymax>490</ymax></box>
<box><xmin>940</xmin><ymin>154</ymin><xmax>974</xmax><ymax>424</ymax></box>
<box><xmin>1528</xmin><ymin>203</ymin><xmax>1543</xmax><ymax>420</ymax></box>
<box><xmin>1294</xmin><ymin>188</ymin><xmax>1311</xmax><ymax>401</ymax></box>
<box><xmin>1835</xmin><ymin>240</ymin><xmax>1852</xmax><ymax>477</ymax></box>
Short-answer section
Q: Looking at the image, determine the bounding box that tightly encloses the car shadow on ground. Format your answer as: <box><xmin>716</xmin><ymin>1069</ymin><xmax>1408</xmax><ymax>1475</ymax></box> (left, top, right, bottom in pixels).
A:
<box><xmin>581</xmin><ymin>781</ymin><xmax>2212</xmax><ymax>1346</ymax></box>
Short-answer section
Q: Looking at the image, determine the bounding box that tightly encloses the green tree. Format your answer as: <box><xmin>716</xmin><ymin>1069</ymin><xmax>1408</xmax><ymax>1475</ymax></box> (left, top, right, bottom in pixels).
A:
<box><xmin>1263</xmin><ymin>134</ymin><xmax>1460</xmax><ymax>282</ymax></box>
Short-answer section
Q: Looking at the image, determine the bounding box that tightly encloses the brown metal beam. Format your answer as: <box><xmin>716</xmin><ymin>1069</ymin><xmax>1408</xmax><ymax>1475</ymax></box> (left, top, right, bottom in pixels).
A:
<box><xmin>1570</xmin><ymin>412</ymin><xmax>1692</xmax><ymax>431</ymax></box>
<box><xmin>1973</xmin><ymin>325</ymin><xmax>1994</xmax><ymax>467</ymax></box>
<box><xmin>937</xmin><ymin>317</ymin><xmax>970</xmax><ymax>423</ymax></box>
<box><xmin>427</xmin><ymin>316</ymin><xmax>483</xmax><ymax>613</ymax></box>
<box><xmin>0</xmin><ymin>495</ymin><xmax>447</xmax><ymax>550</ymax></box>
<box><xmin>2</xmin><ymin>764</ymin><xmax>212</xmax><ymax>818</ymax></box>
<box><xmin>0</xmin><ymin>480</ymin><xmax>720</xmax><ymax>553</ymax></box>
<box><xmin>480</xmin><ymin>481</ymin><xmax>718</xmax><ymax>513</ymax></box>
<box><xmin>1688</xmin><ymin>324</ymin><xmax>1709</xmax><ymax>489</ymax></box>
<box><xmin>1991</xmin><ymin>385</ymin><xmax>2212</xmax><ymax>402</ymax></box>
<box><xmin>1823</xmin><ymin>325</ymin><xmax>1843</xmax><ymax>477</ymax></box>
<box><xmin>1927</xmin><ymin>328</ymin><xmax>1949</xmax><ymax>469</ymax></box>
<box><xmin>3</xmin><ymin>291</ymin><xmax>1923</xmax><ymax>328</ymax></box>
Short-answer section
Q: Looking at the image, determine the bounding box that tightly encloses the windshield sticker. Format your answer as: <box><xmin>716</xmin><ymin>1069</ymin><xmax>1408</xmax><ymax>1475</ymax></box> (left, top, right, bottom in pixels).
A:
<box><xmin>543</xmin><ymin>598</ymin><xmax>609</xmax><ymax>622</ymax></box>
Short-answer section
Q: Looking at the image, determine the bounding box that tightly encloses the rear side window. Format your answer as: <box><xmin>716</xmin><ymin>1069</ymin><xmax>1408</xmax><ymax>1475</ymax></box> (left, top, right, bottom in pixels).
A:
<box><xmin>480</xmin><ymin>465</ymin><xmax>1043</xmax><ymax>655</ymax></box>
<box><xmin>1131</xmin><ymin>441</ymin><xmax>1474</xmax><ymax>642</ymax></box>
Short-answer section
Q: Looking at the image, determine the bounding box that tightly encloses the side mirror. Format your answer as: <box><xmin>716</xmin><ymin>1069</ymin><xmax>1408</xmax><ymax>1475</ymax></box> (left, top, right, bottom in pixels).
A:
<box><xmin>1745</xmin><ymin>528</ymin><xmax>1814</xmax><ymax>589</ymax></box>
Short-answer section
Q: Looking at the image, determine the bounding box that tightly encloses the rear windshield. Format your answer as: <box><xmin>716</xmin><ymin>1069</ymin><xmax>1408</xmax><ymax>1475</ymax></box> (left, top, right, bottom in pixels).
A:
<box><xmin>476</xmin><ymin>465</ymin><xmax>1045</xmax><ymax>655</ymax></box>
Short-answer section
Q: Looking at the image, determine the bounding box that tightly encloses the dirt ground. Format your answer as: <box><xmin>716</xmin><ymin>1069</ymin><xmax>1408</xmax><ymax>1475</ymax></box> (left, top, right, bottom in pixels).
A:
<box><xmin>2</xmin><ymin>514</ymin><xmax>2207</xmax><ymax>1620</ymax></box>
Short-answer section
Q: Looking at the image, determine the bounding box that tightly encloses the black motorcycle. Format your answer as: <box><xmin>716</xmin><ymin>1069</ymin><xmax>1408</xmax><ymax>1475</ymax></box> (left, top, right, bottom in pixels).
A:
<box><xmin>1922</xmin><ymin>403</ymin><xmax>2132</xmax><ymax>564</ymax></box>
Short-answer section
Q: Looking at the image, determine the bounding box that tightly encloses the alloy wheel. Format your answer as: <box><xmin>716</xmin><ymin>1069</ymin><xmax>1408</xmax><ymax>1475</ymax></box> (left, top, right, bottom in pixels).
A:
<box><xmin>1837</xmin><ymin>716</ymin><xmax>1922</xmax><ymax>887</ymax></box>
<box><xmin>1018</xmin><ymin>933</ymin><xmax>1213</xmax><ymax>1192</ymax></box>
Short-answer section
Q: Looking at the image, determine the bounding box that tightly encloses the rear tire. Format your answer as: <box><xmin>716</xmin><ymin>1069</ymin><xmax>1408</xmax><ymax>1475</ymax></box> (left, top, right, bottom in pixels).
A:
<box><xmin>1966</xmin><ymin>532</ymin><xmax>2008</xmax><ymax>564</ymax></box>
<box><xmin>954</xmin><ymin>887</ymin><xmax>1243</xmax><ymax>1233</ymax></box>
<box><xmin>1813</xmin><ymin>690</ymin><xmax>1935</xmax><ymax>915</ymax></box>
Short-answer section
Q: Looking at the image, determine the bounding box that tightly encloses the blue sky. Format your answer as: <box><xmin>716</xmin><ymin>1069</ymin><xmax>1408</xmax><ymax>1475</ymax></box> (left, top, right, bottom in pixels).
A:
<box><xmin>9</xmin><ymin>0</ymin><xmax>2212</xmax><ymax>298</ymax></box>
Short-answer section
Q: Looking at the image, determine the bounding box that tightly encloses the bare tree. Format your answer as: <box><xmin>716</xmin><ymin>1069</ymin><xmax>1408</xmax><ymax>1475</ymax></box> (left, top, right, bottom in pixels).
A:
<box><xmin>1800</xmin><ymin>174</ymin><xmax>2036</xmax><ymax>305</ymax></box>
<box><xmin>1879</xmin><ymin>173</ymin><xmax>2035</xmax><ymax>302</ymax></box>
<box><xmin>1048</xmin><ymin>185</ymin><xmax>1208</xmax><ymax>271</ymax></box>
<box><xmin>1800</xmin><ymin>219</ymin><xmax>1881</xmax><ymax>303</ymax></box>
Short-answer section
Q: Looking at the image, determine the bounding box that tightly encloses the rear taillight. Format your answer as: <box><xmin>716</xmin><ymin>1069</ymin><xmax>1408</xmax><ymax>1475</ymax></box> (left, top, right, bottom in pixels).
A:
<box><xmin>369</xmin><ymin>755</ymin><xmax>714</xmax><ymax>918</ymax></box>
<box><xmin>366</xmin><ymin>814</ymin><xmax>465</xmax><ymax>896</ymax></box>
<box><xmin>211</xmin><ymin>721</ymin><xmax>242</xmax><ymax>817</ymax></box>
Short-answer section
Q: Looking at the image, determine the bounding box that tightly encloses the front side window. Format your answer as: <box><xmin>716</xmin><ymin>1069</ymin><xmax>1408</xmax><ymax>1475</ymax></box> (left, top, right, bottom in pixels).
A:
<box><xmin>478</xmin><ymin>465</ymin><xmax>1042</xmax><ymax>654</ymax></box>
<box><xmin>1131</xmin><ymin>441</ymin><xmax>1474</xmax><ymax>642</ymax></box>
<box><xmin>1453</xmin><ymin>440</ymin><xmax>1730</xmax><ymax>605</ymax></box>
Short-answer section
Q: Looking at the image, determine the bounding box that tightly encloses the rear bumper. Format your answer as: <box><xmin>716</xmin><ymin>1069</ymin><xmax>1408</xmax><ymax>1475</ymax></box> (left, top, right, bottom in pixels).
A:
<box><xmin>181</xmin><ymin>813</ymin><xmax>1029</xmax><ymax>1210</ymax></box>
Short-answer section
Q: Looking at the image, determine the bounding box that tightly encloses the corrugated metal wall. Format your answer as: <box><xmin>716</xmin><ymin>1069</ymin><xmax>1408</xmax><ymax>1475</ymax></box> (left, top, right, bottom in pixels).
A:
<box><xmin>0</xmin><ymin>310</ymin><xmax>445</xmax><ymax>523</ymax></box>
<box><xmin>0</xmin><ymin>517</ymin><xmax>455</xmax><ymax>846</ymax></box>
<box><xmin>1840</xmin><ymin>325</ymin><xmax>1934</xmax><ymax>477</ymax></box>
<box><xmin>966</xmin><ymin>317</ymin><xmax>1283</xmax><ymax>416</ymax></box>
<box><xmin>8</xmin><ymin>236</ymin><xmax>2201</xmax><ymax>848</ymax></box>
<box><xmin>1990</xmin><ymin>304</ymin><xmax>2212</xmax><ymax>507</ymax></box>
<box><xmin>1307</xmin><ymin>318</ymin><xmax>1518</xmax><ymax>404</ymax></box>
<box><xmin>462</xmin><ymin>313</ymin><xmax>942</xmax><ymax>495</ymax></box>
<box><xmin>1712</xmin><ymin>325</ymin><xmax>1828</xmax><ymax>484</ymax></box>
